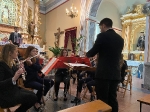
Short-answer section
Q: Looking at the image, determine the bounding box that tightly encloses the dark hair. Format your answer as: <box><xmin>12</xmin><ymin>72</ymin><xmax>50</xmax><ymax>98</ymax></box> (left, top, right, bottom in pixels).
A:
<box><xmin>99</xmin><ymin>18</ymin><xmax>113</xmax><ymax>28</ymax></box>
<box><xmin>14</xmin><ymin>27</ymin><xmax>18</xmax><ymax>29</ymax></box>
<box><xmin>24</xmin><ymin>46</ymin><xmax>36</xmax><ymax>65</ymax></box>
<box><xmin>60</xmin><ymin>49</ymin><xmax>68</xmax><ymax>57</ymax></box>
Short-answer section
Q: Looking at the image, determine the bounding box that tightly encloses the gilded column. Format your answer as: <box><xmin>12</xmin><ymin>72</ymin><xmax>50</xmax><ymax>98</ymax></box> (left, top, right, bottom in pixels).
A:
<box><xmin>34</xmin><ymin>0</ymin><xmax>41</xmax><ymax>37</ymax></box>
<box><xmin>22</xmin><ymin>0</ymin><xmax>28</xmax><ymax>34</ymax></box>
<box><xmin>16</xmin><ymin>0</ymin><xmax>21</xmax><ymax>27</ymax></box>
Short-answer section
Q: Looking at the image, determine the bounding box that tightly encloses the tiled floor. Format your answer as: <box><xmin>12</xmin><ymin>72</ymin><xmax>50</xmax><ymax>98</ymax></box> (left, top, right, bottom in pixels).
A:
<box><xmin>30</xmin><ymin>76</ymin><xmax>150</xmax><ymax>112</ymax></box>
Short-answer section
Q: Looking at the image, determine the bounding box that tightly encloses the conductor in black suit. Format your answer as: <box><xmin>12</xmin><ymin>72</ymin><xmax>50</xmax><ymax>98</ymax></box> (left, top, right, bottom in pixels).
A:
<box><xmin>9</xmin><ymin>27</ymin><xmax>22</xmax><ymax>46</ymax></box>
<box><xmin>86</xmin><ymin>18</ymin><xmax>124</xmax><ymax>112</ymax></box>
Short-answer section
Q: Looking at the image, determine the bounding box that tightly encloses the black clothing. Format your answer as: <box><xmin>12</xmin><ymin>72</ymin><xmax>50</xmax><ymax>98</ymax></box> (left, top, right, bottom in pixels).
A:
<box><xmin>54</xmin><ymin>69</ymin><xmax>70</xmax><ymax>97</ymax></box>
<box><xmin>9</xmin><ymin>32</ymin><xmax>22</xmax><ymax>46</ymax></box>
<box><xmin>87</xmin><ymin>80</ymin><xmax>95</xmax><ymax>93</ymax></box>
<box><xmin>86</xmin><ymin>29</ymin><xmax>124</xmax><ymax>80</ymax></box>
<box><xmin>121</xmin><ymin>60</ymin><xmax>127</xmax><ymax>83</ymax></box>
<box><xmin>86</xmin><ymin>29</ymin><xmax>124</xmax><ymax>112</ymax></box>
<box><xmin>24</xmin><ymin>58</ymin><xmax>54</xmax><ymax>103</ymax></box>
<box><xmin>95</xmin><ymin>79</ymin><xmax>119</xmax><ymax>112</ymax></box>
<box><xmin>0</xmin><ymin>61</ymin><xmax>37</xmax><ymax>111</ymax></box>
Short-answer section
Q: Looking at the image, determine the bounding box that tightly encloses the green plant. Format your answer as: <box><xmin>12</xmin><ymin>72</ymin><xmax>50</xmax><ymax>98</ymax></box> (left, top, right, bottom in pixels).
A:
<box><xmin>72</xmin><ymin>35</ymin><xmax>84</xmax><ymax>54</ymax></box>
<box><xmin>49</xmin><ymin>46</ymin><xmax>63</xmax><ymax>57</ymax></box>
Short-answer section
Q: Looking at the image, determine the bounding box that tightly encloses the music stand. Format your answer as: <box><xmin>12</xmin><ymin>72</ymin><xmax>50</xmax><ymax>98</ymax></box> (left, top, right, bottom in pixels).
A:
<box><xmin>64</xmin><ymin>62</ymin><xmax>95</xmax><ymax>106</ymax></box>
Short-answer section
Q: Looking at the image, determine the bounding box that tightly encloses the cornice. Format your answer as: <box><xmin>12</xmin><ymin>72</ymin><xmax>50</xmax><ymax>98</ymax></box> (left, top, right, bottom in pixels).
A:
<box><xmin>40</xmin><ymin>0</ymin><xmax>69</xmax><ymax>14</ymax></box>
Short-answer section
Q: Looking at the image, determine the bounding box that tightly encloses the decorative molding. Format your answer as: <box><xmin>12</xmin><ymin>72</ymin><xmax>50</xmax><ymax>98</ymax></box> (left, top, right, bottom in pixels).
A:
<box><xmin>40</xmin><ymin>0</ymin><xmax>69</xmax><ymax>14</ymax></box>
<box><xmin>121</xmin><ymin>4</ymin><xmax>146</xmax><ymax>51</ymax></box>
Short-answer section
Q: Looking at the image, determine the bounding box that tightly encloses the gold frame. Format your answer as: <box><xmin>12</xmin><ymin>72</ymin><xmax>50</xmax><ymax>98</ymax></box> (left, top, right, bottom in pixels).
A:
<box><xmin>121</xmin><ymin>4</ymin><xmax>146</xmax><ymax>52</ymax></box>
<box><xmin>138</xmin><ymin>53</ymin><xmax>144</xmax><ymax>61</ymax></box>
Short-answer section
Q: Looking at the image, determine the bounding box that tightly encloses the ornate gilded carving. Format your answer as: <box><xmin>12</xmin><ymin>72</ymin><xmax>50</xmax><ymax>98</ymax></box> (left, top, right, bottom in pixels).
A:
<box><xmin>121</xmin><ymin>4</ymin><xmax>146</xmax><ymax>52</ymax></box>
<box><xmin>22</xmin><ymin>0</ymin><xmax>28</xmax><ymax>34</ymax></box>
<box><xmin>15</xmin><ymin>0</ymin><xmax>21</xmax><ymax>27</ymax></box>
<box><xmin>34</xmin><ymin>0</ymin><xmax>41</xmax><ymax>38</ymax></box>
<box><xmin>0</xmin><ymin>0</ymin><xmax>20</xmax><ymax>26</ymax></box>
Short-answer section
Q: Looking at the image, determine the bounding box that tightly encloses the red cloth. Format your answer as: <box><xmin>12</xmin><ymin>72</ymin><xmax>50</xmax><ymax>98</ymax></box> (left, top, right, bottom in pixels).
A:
<box><xmin>39</xmin><ymin>58</ymin><xmax>44</xmax><ymax>64</ymax></box>
<box><xmin>53</xmin><ymin>57</ymin><xmax>91</xmax><ymax>69</ymax></box>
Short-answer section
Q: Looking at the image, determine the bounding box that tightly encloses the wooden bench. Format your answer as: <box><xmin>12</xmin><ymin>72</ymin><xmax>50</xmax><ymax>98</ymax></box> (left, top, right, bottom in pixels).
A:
<box><xmin>58</xmin><ymin>100</ymin><xmax>112</xmax><ymax>112</ymax></box>
<box><xmin>137</xmin><ymin>94</ymin><xmax>150</xmax><ymax>112</ymax></box>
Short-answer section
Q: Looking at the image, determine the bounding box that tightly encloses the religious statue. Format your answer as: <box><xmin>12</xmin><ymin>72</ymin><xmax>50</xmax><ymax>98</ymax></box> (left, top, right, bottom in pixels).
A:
<box><xmin>1</xmin><ymin>5</ymin><xmax>9</xmax><ymax>24</ymax></box>
<box><xmin>137</xmin><ymin>32</ymin><xmax>145</xmax><ymax>51</ymax></box>
<box><xmin>28</xmin><ymin>21</ymin><xmax>35</xmax><ymax>44</ymax></box>
<box><xmin>54</xmin><ymin>28</ymin><xmax>64</xmax><ymax>47</ymax></box>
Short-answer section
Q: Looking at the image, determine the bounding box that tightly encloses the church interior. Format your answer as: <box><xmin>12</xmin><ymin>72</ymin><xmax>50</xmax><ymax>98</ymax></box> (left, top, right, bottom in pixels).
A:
<box><xmin>1</xmin><ymin>0</ymin><xmax>150</xmax><ymax>112</ymax></box>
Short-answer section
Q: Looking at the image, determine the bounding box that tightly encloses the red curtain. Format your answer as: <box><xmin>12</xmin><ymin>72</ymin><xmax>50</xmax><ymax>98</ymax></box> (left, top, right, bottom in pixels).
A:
<box><xmin>64</xmin><ymin>27</ymin><xmax>77</xmax><ymax>53</ymax></box>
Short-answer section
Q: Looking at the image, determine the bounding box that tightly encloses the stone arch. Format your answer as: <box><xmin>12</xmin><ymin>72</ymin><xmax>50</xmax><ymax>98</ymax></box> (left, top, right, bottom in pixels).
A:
<box><xmin>84</xmin><ymin>0</ymin><xmax>102</xmax><ymax>51</ymax></box>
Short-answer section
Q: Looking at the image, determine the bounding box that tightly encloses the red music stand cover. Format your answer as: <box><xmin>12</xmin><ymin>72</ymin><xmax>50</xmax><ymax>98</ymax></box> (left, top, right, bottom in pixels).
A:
<box><xmin>42</xmin><ymin>57</ymin><xmax>91</xmax><ymax>75</ymax></box>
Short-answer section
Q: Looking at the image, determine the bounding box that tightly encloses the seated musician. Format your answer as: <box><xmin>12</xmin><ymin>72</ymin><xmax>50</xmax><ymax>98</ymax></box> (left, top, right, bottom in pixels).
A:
<box><xmin>23</xmin><ymin>46</ymin><xmax>54</xmax><ymax>111</ymax></box>
<box><xmin>54</xmin><ymin>49</ymin><xmax>70</xmax><ymax>101</ymax></box>
<box><xmin>71</xmin><ymin>71</ymin><xmax>95</xmax><ymax>103</ymax></box>
<box><xmin>71</xmin><ymin>56</ymin><xmax>97</xmax><ymax>103</ymax></box>
<box><xmin>120</xmin><ymin>54</ymin><xmax>128</xmax><ymax>87</ymax></box>
<box><xmin>0</xmin><ymin>44</ymin><xmax>37</xmax><ymax>112</ymax></box>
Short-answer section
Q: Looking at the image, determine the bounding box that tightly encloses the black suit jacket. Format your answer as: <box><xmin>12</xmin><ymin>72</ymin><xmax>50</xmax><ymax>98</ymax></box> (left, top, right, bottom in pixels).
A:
<box><xmin>86</xmin><ymin>29</ymin><xmax>124</xmax><ymax>80</ymax></box>
<box><xmin>9</xmin><ymin>32</ymin><xmax>22</xmax><ymax>44</ymax></box>
<box><xmin>0</xmin><ymin>61</ymin><xmax>22</xmax><ymax>108</ymax></box>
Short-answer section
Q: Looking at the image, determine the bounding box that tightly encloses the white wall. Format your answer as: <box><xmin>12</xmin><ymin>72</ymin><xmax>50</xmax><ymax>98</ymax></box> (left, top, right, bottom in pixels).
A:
<box><xmin>96</xmin><ymin>1</ymin><xmax>122</xmax><ymax>29</ymax></box>
<box><xmin>110</xmin><ymin>0</ymin><xmax>146</xmax><ymax>15</ymax></box>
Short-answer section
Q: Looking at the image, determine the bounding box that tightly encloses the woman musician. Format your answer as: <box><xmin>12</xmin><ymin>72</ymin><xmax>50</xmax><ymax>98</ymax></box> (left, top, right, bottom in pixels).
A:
<box><xmin>54</xmin><ymin>49</ymin><xmax>70</xmax><ymax>101</ymax></box>
<box><xmin>0</xmin><ymin>44</ymin><xmax>37</xmax><ymax>112</ymax></box>
<box><xmin>23</xmin><ymin>46</ymin><xmax>54</xmax><ymax>111</ymax></box>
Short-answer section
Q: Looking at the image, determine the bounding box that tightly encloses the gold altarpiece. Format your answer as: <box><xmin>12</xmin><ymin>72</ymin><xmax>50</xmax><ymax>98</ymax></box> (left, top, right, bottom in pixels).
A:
<box><xmin>0</xmin><ymin>0</ymin><xmax>41</xmax><ymax>44</ymax></box>
<box><xmin>121</xmin><ymin>4</ymin><xmax>146</xmax><ymax>61</ymax></box>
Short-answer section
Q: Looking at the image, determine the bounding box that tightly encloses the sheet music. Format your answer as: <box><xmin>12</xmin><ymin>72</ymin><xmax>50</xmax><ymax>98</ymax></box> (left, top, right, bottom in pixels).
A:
<box><xmin>41</xmin><ymin>58</ymin><xmax>58</xmax><ymax>74</ymax></box>
<box><xmin>68</xmin><ymin>63</ymin><xmax>89</xmax><ymax>67</ymax></box>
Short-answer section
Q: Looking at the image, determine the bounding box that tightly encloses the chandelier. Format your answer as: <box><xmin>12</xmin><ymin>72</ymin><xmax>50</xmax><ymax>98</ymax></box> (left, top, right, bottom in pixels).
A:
<box><xmin>66</xmin><ymin>4</ymin><xmax>78</xmax><ymax>18</ymax></box>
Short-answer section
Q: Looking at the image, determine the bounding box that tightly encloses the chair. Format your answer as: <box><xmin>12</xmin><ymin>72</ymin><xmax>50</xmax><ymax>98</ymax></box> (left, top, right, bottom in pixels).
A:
<box><xmin>53</xmin><ymin>80</ymin><xmax>72</xmax><ymax>99</ymax></box>
<box><xmin>17</xmin><ymin>78</ymin><xmax>33</xmax><ymax>91</ymax></box>
<box><xmin>82</xmin><ymin>86</ymin><xmax>96</xmax><ymax>100</ymax></box>
<box><xmin>119</xmin><ymin>69</ymin><xmax>132</xmax><ymax>97</ymax></box>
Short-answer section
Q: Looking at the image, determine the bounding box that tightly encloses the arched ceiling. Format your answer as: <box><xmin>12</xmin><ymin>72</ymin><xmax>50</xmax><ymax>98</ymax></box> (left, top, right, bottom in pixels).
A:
<box><xmin>102</xmin><ymin>0</ymin><xmax>145</xmax><ymax>15</ymax></box>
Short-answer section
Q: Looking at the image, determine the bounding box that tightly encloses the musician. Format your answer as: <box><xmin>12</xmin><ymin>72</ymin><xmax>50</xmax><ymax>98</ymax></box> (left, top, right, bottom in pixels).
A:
<box><xmin>54</xmin><ymin>49</ymin><xmax>70</xmax><ymax>101</ymax></box>
<box><xmin>0</xmin><ymin>44</ymin><xmax>37</xmax><ymax>112</ymax></box>
<box><xmin>71</xmin><ymin>56</ymin><xmax>97</xmax><ymax>103</ymax></box>
<box><xmin>120</xmin><ymin>54</ymin><xmax>128</xmax><ymax>86</ymax></box>
<box><xmin>86</xmin><ymin>18</ymin><xmax>124</xmax><ymax>112</ymax></box>
<box><xmin>23</xmin><ymin>46</ymin><xmax>54</xmax><ymax>111</ymax></box>
<box><xmin>9</xmin><ymin>27</ymin><xmax>22</xmax><ymax>47</ymax></box>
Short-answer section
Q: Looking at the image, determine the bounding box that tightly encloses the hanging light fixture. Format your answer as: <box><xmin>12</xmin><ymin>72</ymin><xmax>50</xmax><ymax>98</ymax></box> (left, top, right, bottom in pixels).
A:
<box><xmin>66</xmin><ymin>3</ymin><xmax>78</xmax><ymax>18</ymax></box>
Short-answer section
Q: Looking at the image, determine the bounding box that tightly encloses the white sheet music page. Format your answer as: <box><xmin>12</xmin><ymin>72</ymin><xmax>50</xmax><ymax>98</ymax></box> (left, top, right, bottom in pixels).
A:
<box><xmin>68</xmin><ymin>63</ymin><xmax>89</xmax><ymax>67</ymax></box>
<box><xmin>41</xmin><ymin>58</ymin><xmax>57</xmax><ymax>74</ymax></box>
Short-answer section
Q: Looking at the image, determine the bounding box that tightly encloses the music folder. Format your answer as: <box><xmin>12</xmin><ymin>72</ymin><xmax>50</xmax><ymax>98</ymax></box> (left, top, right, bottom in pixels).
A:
<box><xmin>41</xmin><ymin>58</ymin><xmax>59</xmax><ymax>75</ymax></box>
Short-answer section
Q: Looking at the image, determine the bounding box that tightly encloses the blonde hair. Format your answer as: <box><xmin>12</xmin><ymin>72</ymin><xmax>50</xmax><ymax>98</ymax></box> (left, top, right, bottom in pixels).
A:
<box><xmin>0</xmin><ymin>44</ymin><xmax>17</xmax><ymax>68</ymax></box>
